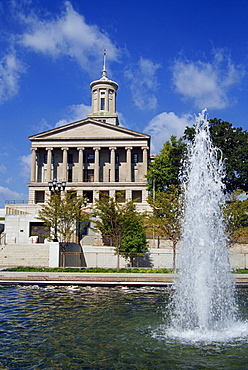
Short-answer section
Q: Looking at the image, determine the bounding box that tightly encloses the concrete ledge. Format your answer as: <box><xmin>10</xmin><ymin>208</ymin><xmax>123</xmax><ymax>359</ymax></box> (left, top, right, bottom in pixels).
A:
<box><xmin>0</xmin><ymin>272</ymin><xmax>175</xmax><ymax>286</ymax></box>
<box><xmin>0</xmin><ymin>272</ymin><xmax>247</xmax><ymax>286</ymax></box>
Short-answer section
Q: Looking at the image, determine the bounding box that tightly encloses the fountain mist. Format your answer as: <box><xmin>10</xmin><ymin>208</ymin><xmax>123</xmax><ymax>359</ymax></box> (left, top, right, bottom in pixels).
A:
<box><xmin>168</xmin><ymin>110</ymin><xmax>240</xmax><ymax>341</ymax></box>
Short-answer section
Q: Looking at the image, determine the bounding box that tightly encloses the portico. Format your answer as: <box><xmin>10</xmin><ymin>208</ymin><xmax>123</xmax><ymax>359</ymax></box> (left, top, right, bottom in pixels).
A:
<box><xmin>28</xmin><ymin>123</ymin><xmax>150</xmax><ymax>208</ymax></box>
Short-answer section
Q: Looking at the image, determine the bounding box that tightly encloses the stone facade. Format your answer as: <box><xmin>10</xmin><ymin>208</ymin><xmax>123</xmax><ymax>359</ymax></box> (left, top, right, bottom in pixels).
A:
<box><xmin>4</xmin><ymin>63</ymin><xmax>151</xmax><ymax>251</ymax></box>
<box><xmin>28</xmin><ymin>66</ymin><xmax>150</xmax><ymax>211</ymax></box>
<box><xmin>28</xmin><ymin>120</ymin><xmax>150</xmax><ymax>210</ymax></box>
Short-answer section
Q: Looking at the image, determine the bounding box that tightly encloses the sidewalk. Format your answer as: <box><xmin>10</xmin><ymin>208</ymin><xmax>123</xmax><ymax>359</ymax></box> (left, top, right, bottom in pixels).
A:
<box><xmin>0</xmin><ymin>271</ymin><xmax>247</xmax><ymax>286</ymax></box>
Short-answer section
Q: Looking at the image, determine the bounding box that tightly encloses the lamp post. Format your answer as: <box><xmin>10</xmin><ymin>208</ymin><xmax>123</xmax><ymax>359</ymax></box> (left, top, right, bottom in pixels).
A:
<box><xmin>48</xmin><ymin>179</ymin><xmax>67</xmax><ymax>193</ymax></box>
<box><xmin>152</xmin><ymin>171</ymin><xmax>156</xmax><ymax>248</ymax></box>
<box><xmin>48</xmin><ymin>179</ymin><xmax>67</xmax><ymax>242</ymax></box>
<box><xmin>83</xmin><ymin>198</ymin><xmax>89</xmax><ymax>207</ymax></box>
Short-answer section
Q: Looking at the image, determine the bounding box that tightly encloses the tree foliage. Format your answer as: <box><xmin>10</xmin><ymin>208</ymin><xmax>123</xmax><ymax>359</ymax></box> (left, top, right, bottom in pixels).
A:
<box><xmin>184</xmin><ymin>118</ymin><xmax>248</xmax><ymax>193</ymax></box>
<box><xmin>36</xmin><ymin>192</ymin><xmax>89</xmax><ymax>243</ymax></box>
<box><xmin>146</xmin><ymin>185</ymin><xmax>182</xmax><ymax>271</ymax></box>
<box><xmin>92</xmin><ymin>197</ymin><xmax>148</xmax><ymax>268</ymax></box>
<box><xmin>146</xmin><ymin>136</ymin><xmax>186</xmax><ymax>195</ymax></box>
<box><xmin>224</xmin><ymin>190</ymin><xmax>248</xmax><ymax>245</ymax></box>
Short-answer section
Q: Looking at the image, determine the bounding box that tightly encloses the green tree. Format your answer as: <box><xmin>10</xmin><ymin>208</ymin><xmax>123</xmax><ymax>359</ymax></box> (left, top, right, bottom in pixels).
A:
<box><xmin>146</xmin><ymin>136</ymin><xmax>186</xmax><ymax>195</ymax></box>
<box><xmin>184</xmin><ymin>119</ymin><xmax>248</xmax><ymax>193</ymax></box>
<box><xmin>119</xmin><ymin>204</ymin><xmax>148</xmax><ymax>267</ymax></box>
<box><xmin>92</xmin><ymin>197</ymin><xmax>148</xmax><ymax>269</ymax></box>
<box><xmin>146</xmin><ymin>186</ymin><xmax>182</xmax><ymax>271</ymax></box>
<box><xmin>37</xmin><ymin>192</ymin><xmax>89</xmax><ymax>245</ymax></box>
<box><xmin>224</xmin><ymin>189</ymin><xmax>248</xmax><ymax>245</ymax></box>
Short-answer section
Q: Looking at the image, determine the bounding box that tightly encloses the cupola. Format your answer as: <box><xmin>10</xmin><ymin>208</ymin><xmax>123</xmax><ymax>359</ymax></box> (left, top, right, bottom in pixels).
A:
<box><xmin>87</xmin><ymin>50</ymin><xmax>119</xmax><ymax>126</ymax></box>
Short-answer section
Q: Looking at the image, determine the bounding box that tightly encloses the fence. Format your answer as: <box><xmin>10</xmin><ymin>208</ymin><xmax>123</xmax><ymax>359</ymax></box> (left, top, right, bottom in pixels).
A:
<box><xmin>60</xmin><ymin>252</ymin><xmax>86</xmax><ymax>268</ymax></box>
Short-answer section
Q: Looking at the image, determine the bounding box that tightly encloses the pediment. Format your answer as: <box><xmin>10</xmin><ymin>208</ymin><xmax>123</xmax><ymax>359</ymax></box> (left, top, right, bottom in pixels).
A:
<box><xmin>29</xmin><ymin>119</ymin><xmax>149</xmax><ymax>141</ymax></box>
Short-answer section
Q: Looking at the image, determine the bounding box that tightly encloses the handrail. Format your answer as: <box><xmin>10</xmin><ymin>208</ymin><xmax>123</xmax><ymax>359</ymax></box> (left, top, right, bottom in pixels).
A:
<box><xmin>5</xmin><ymin>200</ymin><xmax>28</xmax><ymax>204</ymax></box>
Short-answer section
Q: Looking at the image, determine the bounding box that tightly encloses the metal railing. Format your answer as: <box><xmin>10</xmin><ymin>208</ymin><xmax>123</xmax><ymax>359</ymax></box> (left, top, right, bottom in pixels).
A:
<box><xmin>5</xmin><ymin>200</ymin><xmax>28</xmax><ymax>204</ymax></box>
<box><xmin>60</xmin><ymin>252</ymin><xmax>86</xmax><ymax>268</ymax></box>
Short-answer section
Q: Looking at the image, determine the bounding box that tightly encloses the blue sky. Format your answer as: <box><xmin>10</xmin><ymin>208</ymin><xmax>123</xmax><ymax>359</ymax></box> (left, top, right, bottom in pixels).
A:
<box><xmin>0</xmin><ymin>0</ymin><xmax>248</xmax><ymax>207</ymax></box>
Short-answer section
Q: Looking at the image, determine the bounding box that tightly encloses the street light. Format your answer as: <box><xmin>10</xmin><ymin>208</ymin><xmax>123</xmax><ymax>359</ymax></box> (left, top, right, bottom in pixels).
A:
<box><xmin>152</xmin><ymin>171</ymin><xmax>156</xmax><ymax>247</ymax></box>
<box><xmin>83</xmin><ymin>198</ymin><xmax>89</xmax><ymax>207</ymax></box>
<box><xmin>48</xmin><ymin>179</ymin><xmax>67</xmax><ymax>193</ymax></box>
<box><xmin>48</xmin><ymin>179</ymin><xmax>67</xmax><ymax>242</ymax></box>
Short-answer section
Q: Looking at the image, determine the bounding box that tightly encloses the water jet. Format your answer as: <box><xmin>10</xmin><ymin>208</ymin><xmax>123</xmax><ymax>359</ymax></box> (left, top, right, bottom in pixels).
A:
<box><xmin>167</xmin><ymin>110</ymin><xmax>247</xmax><ymax>342</ymax></box>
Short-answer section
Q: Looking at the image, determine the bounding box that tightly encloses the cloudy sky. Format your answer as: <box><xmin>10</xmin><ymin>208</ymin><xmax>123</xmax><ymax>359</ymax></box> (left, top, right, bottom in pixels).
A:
<box><xmin>0</xmin><ymin>0</ymin><xmax>248</xmax><ymax>206</ymax></box>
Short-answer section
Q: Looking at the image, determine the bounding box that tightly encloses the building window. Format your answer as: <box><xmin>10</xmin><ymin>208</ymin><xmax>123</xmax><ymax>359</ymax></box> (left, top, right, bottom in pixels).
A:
<box><xmin>44</xmin><ymin>154</ymin><xmax>54</xmax><ymax>164</ymax></box>
<box><xmin>35</xmin><ymin>191</ymin><xmax>45</xmax><ymax>204</ymax></box>
<box><xmin>133</xmin><ymin>153</ymin><xmax>138</xmax><ymax>164</ymax></box>
<box><xmin>132</xmin><ymin>190</ymin><xmax>142</xmax><ymax>203</ymax></box>
<box><xmin>67</xmin><ymin>190</ymin><xmax>77</xmax><ymax>199</ymax></box>
<box><xmin>68</xmin><ymin>153</ymin><xmax>73</xmax><ymax>164</ymax></box>
<box><xmin>101</xmin><ymin>97</ymin><xmax>105</xmax><ymax>110</ymax></box>
<box><xmin>68</xmin><ymin>168</ymin><xmax>73</xmax><ymax>182</ymax></box>
<box><xmin>87</xmin><ymin>169</ymin><xmax>94</xmax><ymax>182</ymax></box>
<box><xmin>99</xmin><ymin>190</ymin><xmax>109</xmax><ymax>200</ymax></box>
<box><xmin>83</xmin><ymin>190</ymin><xmax>93</xmax><ymax>203</ymax></box>
<box><xmin>87</xmin><ymin>153</ymin><xmax>94</xmax><ymax>163</ymax></box>
<box><xmin>116</xmin><ymin>190</ymin><xmax>125</xmax><ymax>203</ymax></box>
<box><xmin>30</xmin><ymin>222</ymin><xmax>49</xmax><ymax>243</ymax></box>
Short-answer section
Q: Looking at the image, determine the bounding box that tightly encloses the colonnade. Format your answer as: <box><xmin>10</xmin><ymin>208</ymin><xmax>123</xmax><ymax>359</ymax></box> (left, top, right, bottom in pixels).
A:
<box><xmin>30</xmin><ymin>146</ymin><xmax>149</xmax><ymax>183</ymax></box>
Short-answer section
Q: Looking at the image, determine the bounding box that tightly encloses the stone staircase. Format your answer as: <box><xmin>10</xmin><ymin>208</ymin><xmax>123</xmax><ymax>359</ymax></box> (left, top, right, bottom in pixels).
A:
<box><xmin>0</xmin><ymin>243</ymin><xmax>50</xmax><ymax>267</ymax></box>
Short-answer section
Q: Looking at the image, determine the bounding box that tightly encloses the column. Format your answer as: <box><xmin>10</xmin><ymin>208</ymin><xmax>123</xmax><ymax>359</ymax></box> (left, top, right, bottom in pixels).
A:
<box><xmin>77</xmin><ymin>147</ymin><xmax>84</xmax><ymax>182</ymax></box>
<box><xmin>61</xmin><ymin>147</ymin><xmax>69</xmax><ymax>181</ymax></box>
<box><xmin>109</xmin><ymin>147</ymin><xmax>116</xmax><ymax>182</ymax></box>
<box><xmin>93</xmin><ymin>147</ymin><xmax>100</xmax><ymax>182</ymax></box>
<box><xmin>125</xmin><ymin>147</ymin><xmax>132</xmax><ymax>182</ymax></box>
<box><xmin>30</xmin><ymin>147</ymin><xmax>37</xmax><ymax>182</ymax></box>
<box><xmin>46</xmin><ymin>148</ymin><xmax>53</xmax><ymax>181</ymax></box>
<box><xmin>142</xmin><ymin>146</ymin><xmax>148</xmax><ymax>177</ymax></box>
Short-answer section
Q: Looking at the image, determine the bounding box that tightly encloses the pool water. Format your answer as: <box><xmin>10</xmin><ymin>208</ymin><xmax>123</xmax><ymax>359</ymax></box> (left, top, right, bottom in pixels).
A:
<box><xmin>0</xmin><ymin>285</ymin><xmax>247</xmax><ymax>369</ymax></box>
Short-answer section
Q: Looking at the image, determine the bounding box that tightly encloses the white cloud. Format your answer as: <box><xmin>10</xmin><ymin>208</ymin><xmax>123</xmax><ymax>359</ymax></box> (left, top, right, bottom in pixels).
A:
<box><xmin>19</xmin><ymin>1</ymin><xmax>120</xmax><ymax>75</ymax></box>
<box><xmin>172</xmin><ymin>49</ymin><xmax>245</xmax><ymax>109</ymax></box>
<box><xmin>19</xmin><ymin>154</ymin><xmax>31</xmax><ymax>180</ymax></box>
<box><xmin>0</xmin><ymin>186</ymin><xmax>25</xmax><ymax>203</ymax></box>
<box><xmin>55</xmin><ymin>103</ymin><xmax>91</xmax><ymax>127</ymax></box>
<box><xmin>145</xmin><ymin>111</ymin><xmax>194</xmax><ymax>153</ymax></box>
<box><xmin>0</xmin><ymin>50</ymin><xmax>25</xmax><ymax>104</ymax></box>
<box><xmin>0</xmin><ymin>165</ymin><xmax>7</xmax><ymax>174</ymax></box>
<box><xmin>125</xmin><ymin>57</ymin><xmax>161</xmax><ymax>110</ymax></box>
<box><xmin>31</xmin><ymin>118</ymin><xmax>53</xmax><ymax>134</ymax></box>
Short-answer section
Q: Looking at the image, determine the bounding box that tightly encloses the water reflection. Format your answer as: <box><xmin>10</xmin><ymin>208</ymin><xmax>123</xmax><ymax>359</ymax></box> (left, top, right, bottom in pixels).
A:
<box><xmin>0</xmin><ymin>285</ymin><xmax>247</xmax><ymax>369</ymax></box>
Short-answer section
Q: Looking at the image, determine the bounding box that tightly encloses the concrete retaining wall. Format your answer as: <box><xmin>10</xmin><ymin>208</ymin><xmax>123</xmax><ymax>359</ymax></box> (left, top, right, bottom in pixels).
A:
<box><xmin>0</xmin><ymin>243</ymin><xmax>247</xmax><ymax>269</ymax></box>
<box><xmin>0</xmin><ymin>243</ymin><xmax>50</xmax><ymax>267</ymax></box>
<box><xmin>81</xmin><ymin>246</ymin><xmax>175</xmax><ymax>269</ymax></box>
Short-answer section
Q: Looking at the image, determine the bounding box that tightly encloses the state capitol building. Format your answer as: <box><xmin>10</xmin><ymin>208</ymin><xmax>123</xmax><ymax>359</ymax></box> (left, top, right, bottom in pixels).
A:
<box><xmin>4</xmin><ymin>57</ymin><xmax>151</xmax><ymax>250</ymax></box>
<box><xmin>28</xmin><ymin>59</ymin><xmax>150</xmax><ymax>209</ymax></box>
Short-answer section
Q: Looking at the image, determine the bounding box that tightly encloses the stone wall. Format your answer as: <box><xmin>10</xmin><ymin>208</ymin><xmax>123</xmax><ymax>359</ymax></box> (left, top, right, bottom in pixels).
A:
<box><xmin>0</xmin><ymin>242</ymin><xmax>247</xmax><ymax>269</ymax></box>
<box><xmin>229</xmin><ymin>244</ymin><xmax>248</xmax><ymax>270</ymax></box>
<box><xmin>0</xmin><ymin>243</ymin><xmax>50</xmax><ymax>267</ymax></box>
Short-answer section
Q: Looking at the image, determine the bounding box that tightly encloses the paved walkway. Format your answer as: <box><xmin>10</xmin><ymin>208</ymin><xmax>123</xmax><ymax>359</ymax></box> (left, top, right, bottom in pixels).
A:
<box><xmin>0</xmin><ymin>271</ymin><xmax>247</xmax><ymax>286</ymax></box>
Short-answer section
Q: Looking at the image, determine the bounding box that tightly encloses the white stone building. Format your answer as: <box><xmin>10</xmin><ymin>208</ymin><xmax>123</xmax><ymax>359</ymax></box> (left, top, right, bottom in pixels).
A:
<box><xmin>5</xmin><ymin>63</ymin><xmax>151</xmax><ymax>247</ymax></box>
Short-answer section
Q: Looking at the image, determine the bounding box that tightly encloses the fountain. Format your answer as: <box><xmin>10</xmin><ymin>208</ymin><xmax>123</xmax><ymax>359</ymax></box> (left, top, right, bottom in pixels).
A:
<box><xmin>166</xmin><ymin>110</ymin><xmax>247</xmax><ymax>342</ymax></box>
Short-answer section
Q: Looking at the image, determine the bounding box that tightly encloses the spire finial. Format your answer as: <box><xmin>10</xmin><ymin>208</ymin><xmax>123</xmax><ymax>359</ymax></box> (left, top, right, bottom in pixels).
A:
<box><xmin>101</xmin><ymin>49</ymin><xmax>107</xmax><ymax>79</ymax></box>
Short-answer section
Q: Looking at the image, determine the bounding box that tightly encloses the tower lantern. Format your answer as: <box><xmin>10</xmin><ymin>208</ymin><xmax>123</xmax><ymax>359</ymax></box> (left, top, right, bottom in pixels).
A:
<box><xmin>87</xmin><ymin>50</ymin><xmax>119</xmax><ymax>126</ymax></box>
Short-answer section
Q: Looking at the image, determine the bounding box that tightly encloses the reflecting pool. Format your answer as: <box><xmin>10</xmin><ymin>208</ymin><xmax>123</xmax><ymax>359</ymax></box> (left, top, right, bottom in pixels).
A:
<box><xmin>0</xmin><ymin>285</ymin><xmax>247</xmax><ymax>369</ymax></box>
